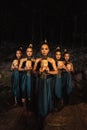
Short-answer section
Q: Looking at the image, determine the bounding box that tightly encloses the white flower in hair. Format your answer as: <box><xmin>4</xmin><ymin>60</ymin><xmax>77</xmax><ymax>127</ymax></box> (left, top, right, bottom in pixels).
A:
<box><xmin>29</xmin><ymin>44</ymin><xmax>33</xmax><ymax>48</ymax></box>
<box><xmin>19</xmin><ymin>47</ymin><xmax>22</xmax><ymax>50</ymax></box>
<box><xmin>64</xmin><ymin>49</ymin><xmax>67</xmax><ymax>52</ymax></box>
<box><xmin>56</xmin><ymin>46</ymin><xmax>60</xmax><ymax>50</ymax></box>
<box><xmin>44</xmin><ymin>39</ymin><xmax>47</xmax><ymax>43</ymax></box>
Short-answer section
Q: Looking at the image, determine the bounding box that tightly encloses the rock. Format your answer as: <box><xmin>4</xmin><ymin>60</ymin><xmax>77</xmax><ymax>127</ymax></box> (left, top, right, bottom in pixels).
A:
<box><xmin>76</xmin><ymin>82</ymin><xmax>83</xmax><ymax>90</ymax></box>
<box><xmin>83</xmin><ymin>70</ymin><xmax>87</xmax><ymax>80</ymax></box>
<box><xmin>74</xmin><ymin>73</ymin><xmax>83</xmax><ymax>82</ymax></box>
<box><xmin>0</xmin><ymin>74</ymin><xmax>2</xmax><ymax>79</ymax></box>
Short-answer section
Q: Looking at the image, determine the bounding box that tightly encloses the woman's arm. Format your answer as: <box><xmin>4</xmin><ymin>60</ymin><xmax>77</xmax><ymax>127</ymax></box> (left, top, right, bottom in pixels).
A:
<box><xmin>33</xmin><ymin>58</ymin><xmax>41</xmax><ymax>73</ymax></box>
<box><xmin>11</xmin><ymin>60</ymin><xmax>18</xmax><ymax>70</ymax></box>
<box><xmin>47</xmin><ymin>58</ymin><xmax>58</xmax><ymax>75</ymax></box>
<box><xmin>11</xmin><ymin>61</ymin><xmax>14</xmax><ymax>70</ymax></box>
<box><xmin>18</xmin><ymin>58</ymin><xmax>26</xmax><ymax>71</ymax></box>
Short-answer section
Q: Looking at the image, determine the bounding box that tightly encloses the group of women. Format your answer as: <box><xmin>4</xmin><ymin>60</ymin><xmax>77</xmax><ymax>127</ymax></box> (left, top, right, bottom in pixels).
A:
<box><xmin>11</xmin><ymin>41</ymin><xmax>74</xmax><ymax>128</ymax></box>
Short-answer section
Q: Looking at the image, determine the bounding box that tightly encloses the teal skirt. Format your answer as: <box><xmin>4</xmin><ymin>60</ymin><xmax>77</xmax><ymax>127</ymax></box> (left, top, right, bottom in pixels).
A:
<box><xmin>62</xmin><ymin>72</ymin><xmax>72</xmax><ymax>95</ymax></box>
<box><xmin>55</xmin><ymin>74</ymin><xmax>62</xmax><ymax>99</ymax></box>
<box><xmin>37</xmin><ymin>76</ymin><xmax>54</xmax><ymax>117</ymax></box>
<box><xmin>11</xmin><ymin>70</ymin><xmax>19</xmax><ymax>100</ymax></box>
<box><xmin>21</xmin><ymin>71</ymin><xmax>34</xmax><ymax>100</ymax></box>
<box><xmin>21</xmin><ymin>71</ymin><xmax>27</xmax><ymax>98</ymax></box>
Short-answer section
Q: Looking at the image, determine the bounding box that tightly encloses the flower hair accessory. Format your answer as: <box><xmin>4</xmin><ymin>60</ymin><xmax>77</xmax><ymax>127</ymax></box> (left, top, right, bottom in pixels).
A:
<box><xmin>29</xmin><ymin>44</ymin><xmax>33</xmax><ymax>48</ymax></box>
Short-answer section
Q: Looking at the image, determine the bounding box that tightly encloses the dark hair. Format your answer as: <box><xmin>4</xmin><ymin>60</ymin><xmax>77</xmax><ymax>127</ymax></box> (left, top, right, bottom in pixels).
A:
<box><xmin>15</xmin><ymin>47</ymin><xmax>23</xmax><ymax>59</ymax></box>
<box><xmin>41</xmin><ymin>39</ymin><xmax>49</xmax><ymax>47</ymax></box>
<box><xmin>29</xmin><ymin>44</ymin><xmax>33</xmax><ymax>48</ymax></box>
<box><xmin>26</xmin><ymin>43</ymin><xmax>33</xmax><ymax>50</ymax></box>
<box><xmin>63</xmin><ymin>49</ymin><xmax>70</xmax><ymax>56</ymax></box>
<box><xmin>16</xmin><ymin>47</ymin><xmax>23</xmax><ymax>53</ymax></box>
<box><xmin>55</xmin><ymin>46</ymin><xmax>61</xmax><ymax>53</ymax></box>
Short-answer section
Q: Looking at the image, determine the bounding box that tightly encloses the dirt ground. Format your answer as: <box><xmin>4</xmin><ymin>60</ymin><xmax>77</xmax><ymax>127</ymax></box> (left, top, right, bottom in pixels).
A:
<box><xmin>0</xmin><ymin>102</ymin><xmax>87</xmax><ymax>130</ymax></box>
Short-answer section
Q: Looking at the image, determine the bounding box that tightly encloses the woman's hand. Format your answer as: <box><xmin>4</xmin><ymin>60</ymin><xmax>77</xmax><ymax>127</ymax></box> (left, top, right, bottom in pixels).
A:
<box><xmin>25</xmin><ymin>67</ymin><xmax>32</xmax><ymax>71</ymax></box>
<box><xmin>13</xmin><ymin>66</ymin><xmax>18</xmax><ymax>70</ymax></box>
<box><xmin>46</xmin><ymin>67</ymin><xmax>49</xmax><ymax>73</ymax></box>
<box><xmin>39</xmin><ymin>67</ymin><xmax>44</xmax><ymax>73</ymax></box>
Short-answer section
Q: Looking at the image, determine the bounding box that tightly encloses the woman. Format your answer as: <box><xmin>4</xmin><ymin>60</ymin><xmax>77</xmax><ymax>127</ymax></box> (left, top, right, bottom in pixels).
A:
<box><xmin>62</xmin><ymin>49</ymin><xmax>74</xmax><ymax>105</ymax></box>
<box><xmin>19</xmin><ymin>44</ymin><xmax>35</xmax><ymax>112</ymax></box>
<box><xmin>54</xmin><ymin>47</ymin><xmax>66</xmax><ymax>110</ymax></box>
<box><xmin>33</xmin><ymin>42</ymin><xmax>58</xmax><ymax>120</ymax></box>
<box><xmin>11</xmin><ymin>47</ymin><xmax>22</xmax><ymax>106</ymax></box>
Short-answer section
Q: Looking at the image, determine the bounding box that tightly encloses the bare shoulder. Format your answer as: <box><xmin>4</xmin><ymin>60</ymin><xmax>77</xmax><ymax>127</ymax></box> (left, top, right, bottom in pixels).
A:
<box><xmin>13</xmin><ymin>59</ymin><xmax>17</xmax><ymax>62</ymax></box>
<box><xmin>35</xmin><ymin>58</ymin><xmax>41</xmax><ymax>63</ymax></box>
<box><xmin>31</xmin><ymin>58</ymin><xmax>36</xmax><ymax>62</ymax></box>
<box><xmin>20</xmin><ymin>58</ymin><xmax>27</xmax><ymax>62</ymax></box>
<box><xmin>70</xmin><ymin>62</ymin><xmax>73</xmax><ymax>67</ymax></box>
<box><xmin>13</xmin><ymin>59</ymin><xmax>18</xmax><ymax>63</ymax></box>
<box><xmin>71</xmin><ymin>62</ymin><xmax>73</xmax><ymax>65</ymax></box>
<box><xmin>48</xmin><ymin>57</ymin><xmax>55</xmax><ymax>63</ymax></box>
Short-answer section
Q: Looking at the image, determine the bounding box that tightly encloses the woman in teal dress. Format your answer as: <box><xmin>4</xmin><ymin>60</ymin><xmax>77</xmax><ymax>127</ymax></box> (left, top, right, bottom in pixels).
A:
<box><xmin>33</xmin><ymin>42</ymin><xmax>58</xmax><ymax>128</ymax></box>
<box><xmin>19</xmin><ymin>44</ymin><xmax>35</xmax><ymax>113</ymax></box>
<box><xmin>11</xmin><ymin>48</ymin><xmax>22</xmax><ymax>105</ymax></box>
<box><xmin>54</xmin><ymin>47</ymin><xmax>66</xmax><ymax>109</ymax></box>
<box><xmin>62</xmin><ymin>49</ymin><xmax>74</xmax><ymax>105</ymax></box>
